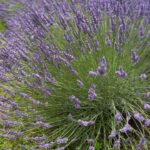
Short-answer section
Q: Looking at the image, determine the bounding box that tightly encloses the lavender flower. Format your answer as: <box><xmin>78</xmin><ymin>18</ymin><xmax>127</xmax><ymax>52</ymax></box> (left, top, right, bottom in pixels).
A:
<box><xmin>120</xmin><ymin>123</ymin><xmax>133</xmax><ymax>133</ymax></box>
<box><xmin>145</xmin><ymin>92</ymin><xmax>150</xmax><ymax>99</ymax></box>
<box><xmin>144</xmin><ymin>119</ymin><xmax>150</xmax><ymax>126</ymax></box>
<box><xmin>88</xmin><ymin>84</ymin><xmax>97</xmax><ymax>101</ymax></box>
<box><xmin>87</xmin><ymin>139</ymin><xmax>94</xmax><ymax>145</ymax></box>
<box><xmin>28</xmin><ymin>97</ymin><xmax>43</xmax><ymax>106</ymax></box>
<box><xmin>2</xmin><ymin>120</ymin><xmax>21</xmax><ymax>128</ymax></box>
<box><xmin>115</xmin><ymin>112</ymin><xmax>123</xmax><ymax>123</ymax></box>
<box><xmin>89</xmin><ymin>71</ymin><xmax>98</xmax><ymax>77</ymax></box>
<box><xmin>25</xmin><ymin>136</ymin><xmax>47</xmax><ymax>141</ymax></box>
<box><xmin>116</xmin><ymin>67</ymin><xmax>127</xmax><ymax>78</ymax></box>
<box><xmin>97</xmin><ymin>56</ymin><xmax>107</xmax><ymax>75</ymax></box>
<box><xmin>118</xmin><ymin>25</ymin><xmax>124</xmax><ymax>44</ymax></box>
<box><xmin>38</xmin><ymin>143</ymin><xmax>52</xmax><ymax>149</ymax></box>
<box><xmin>105</xmin><ymin>36</ymin><xmax>112</xmax><ymax>46</ymax></box>
<box><xmin>139</xmin><ymin>25</ymin><xmax>144</xmax><ymax>37</ymax></box>
<box><xmin>136</xmin><ymin>144</ymin><xmax>141</xmax><ymax>150</ymax></box>
<box><xmin>143</xmin><ymin>104</ymin><xmax>150</xmax><ymax>110</ymax></box>
<box><xmin>78</xmin><ymin>120</ymin><xmax>94</xmax><ymax>127</ymax></box>
<box><xmin>114</xmin><ymin>42</ymin><xmax>120</xmax><ymax>52</ymax></box>
<box><xmin>77</xmin><ymin>79</ymin><xmax>84</xmax><ymax>88</ymax></box>
<box><xmin>14</xmin><ymin>110</ymin><xmax>29</xmax><ymax>118</ymax></box>
<box><xmin>140</xmin><ymin>73</ymin><xmax>147</xmax><ymax>80</ymax></box>
<box><xmin>70</xmin><ymin>95</ymin><xmax>81</xmax><ymax>109</ymax></box>
<box><xmin>1</xmin><ymin>114</ymin><xmax>8</xmax><ymax>120</ymax></box>
<box><xmin>0</xmin><ymin>134</ymin><xmax>16</xmax><ymax>140</ymax></box>
<box><xmin>31</xmin><ymin>121</ymin><xmax>52</xmax><ymax>129</ymax></box>
<box><xmin>20</xmin><ymin>93</ymin><xmax>28</xmax><ymax>98</ymax></box>
<box><xmin>136</xmin><ymin>137</ymin><xmax>147</xmax><ymax>150</ymax></box>
<box><xmin>108</xmin><ymin>130</ymin><xmax>117</xmax><ymax>139</ymax></box>
<box><xmin>0</xmin><ymin>96</ymin><xmax>8</xmax><ymax>102</ymax></box>
<box><xmin>131</xmin><ymin>51</ymin><xmax>140</xmax><ymax>64</ymax></box>
<box><xmin>139</xmin><ymin>137</ymin><xmax>146</xmax><ymax>146</ymax></box>
<box><xmin>55</xmin><ymin>147</ymin><xmax>65</xmax><ymax>150</ymax></box>
<box><xmin>88</xmin><ymin>146</ymin><xmax>95</xmax><ymax>150</ymax></box>
<box><xmin>0</xmin><ymin>101</ymin><xmax>7</xmax><ymax>108</ymax></box>
<box><xmin>113</xmin><ymin>139</ymin><xmax>121</xmax><ymax>149</ymax></box>
<box><xmin>64</xmin><ymin>52</ymin><xmax>74</xmax><ymax>61</ymax></box>
<box><xmin>133</xmin><ymin>112</ymin><xmax>145</xmax><ymax>122</ymax></box>
<box><xmin>55</xmin><ymin>137</ymin><xmax>68</xmax><ymax>145</ymax></box>
<box><xmin>110</xmin><ymin>15</ymin><xmax>115</xmax><ymax>33</ymax></box>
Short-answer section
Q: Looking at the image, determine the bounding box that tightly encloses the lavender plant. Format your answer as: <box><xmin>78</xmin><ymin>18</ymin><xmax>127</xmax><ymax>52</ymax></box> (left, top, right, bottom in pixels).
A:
<box><xmin>0</xmin><ymin>0</ymin><xmax>150</xmax><ymax>149</ymax></box>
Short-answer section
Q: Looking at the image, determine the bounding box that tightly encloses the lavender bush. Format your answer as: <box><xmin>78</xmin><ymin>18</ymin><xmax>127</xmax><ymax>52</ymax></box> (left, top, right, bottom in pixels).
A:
<box><xmin>0</xmin><ymin>0</ymin><xmax>150</xmax><ymax>149</ymax></box>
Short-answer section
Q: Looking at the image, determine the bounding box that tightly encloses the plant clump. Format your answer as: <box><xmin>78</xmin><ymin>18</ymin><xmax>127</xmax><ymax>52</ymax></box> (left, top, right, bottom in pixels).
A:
<box><xmin>0</xmin><ymin>0</ymin><xmax>150</xmax><ymax>149</ymax></box>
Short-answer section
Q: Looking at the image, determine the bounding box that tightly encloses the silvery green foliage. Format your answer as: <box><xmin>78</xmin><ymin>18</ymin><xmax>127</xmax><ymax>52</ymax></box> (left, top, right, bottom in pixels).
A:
<box><xmin>0</xmin><ymin>0</ymin><xmax>150</xmax><ymax>149</ymax></box>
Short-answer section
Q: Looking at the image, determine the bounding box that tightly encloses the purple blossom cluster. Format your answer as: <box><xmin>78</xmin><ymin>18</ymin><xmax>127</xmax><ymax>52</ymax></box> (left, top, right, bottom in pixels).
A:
<box><xmin>88</xmin><ymin>84</ymin><xmax>97</xmax><ymax>101</ymax></box>
<box><xmin>31</xmin><ymin>121</ymin><xmax>53</xmax><ymax>129</ymax></box>
<box><xmin>55</xmin><ymin>137</ymin><xmax>68</xmax><ymax>145</ymax></box>
<box><xmin>70</xmin><ymin>95</ymin><xmax>81</xmax><ymax>109</ymax></box>
<box><xmin>115</xmin><ymin>67</ymin><xmax>127</xmax><ymax>78</ymax></box>
<box><xmin>131</xmin><ymin>51</ymin><xmax>140</xmax><ymax>65</ymax></box>
<box><xmin>78</xmin><ymin>119</ymin><xmax>95</xmax><ymax>127</ymax></box>
<box><xmin>97</xmin><ymin>56</ymin><xmax>107</xmax><ymax>75</ymax></box>
<box><xmin>115</xmin><ymin>112</ymin><xmax>123</xmax><ymax>123</ymax></box>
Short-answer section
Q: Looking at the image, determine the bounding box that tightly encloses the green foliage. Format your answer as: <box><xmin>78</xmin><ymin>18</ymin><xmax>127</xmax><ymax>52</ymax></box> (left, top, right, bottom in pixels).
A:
<box><xmin>0</xmin><ymin>21</ymin><xmax>7</xmax><ymax>32</ymax></box>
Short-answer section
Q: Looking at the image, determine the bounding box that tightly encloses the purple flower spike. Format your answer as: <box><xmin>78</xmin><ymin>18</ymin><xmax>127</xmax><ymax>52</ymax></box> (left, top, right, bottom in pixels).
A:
<box><xmin>38</xmin><ymin>143</ymin><xmax>52</xmax><ymax>149</ymax></box>
<box><xmin>77</xmin><ymin>79</ymin><xmax>84</xmax><ymax>88</ymax></box>
<box><xmin>131</xmin><ymin>51</ymin><xmax>140</xmax><ymax>64</ymax></box>
<box><xmin>136</xmin><ymin>137</ymin><xmax>147</xmax><ymax>150</ymax></box>
<box><xmin>113</xmin><ymin>139</ymin><xmax>121</xmax><ymax>149</ymax></box>
<box><xmin>144</xmin><ymin>104</ymin><xmax>150</xmax><ymax>110</ymax></box>
<box><xmin>78</xmin><ymin>120</ymin><xmax>94</xmax><ymax>127</ymax></box>
<box><xmin>25</xmin><ymin>136</ymin><xmax>47</xmax><ymax>141</ymax></box>
<box><xmin>114</xmin><ymin>42</ymin><xmax>120</xmax><ymax>52</ymax></box>
<box><xmin>144</xmin><ymin>119</ymin><xmax>150</xmax><ymax>126</ymax></box>
<box><xmin>139</xmin><ymin>25</ymin><xmax>144</xmax><ymax>37</ymax></box>
<box><xmin>70</xmin><ymin>95</ymin><xmax>81</xmax><ymax>109</ymax></box>
<box><xmin>88</xmin><ymin>146</ymin><xmax>95</xmax><ymax>150</ymax></box>
<box><xmin>31</xmin><ymin>121</ymin><xmax>52</xmax><ymax>129</ymax></box>
<box><xmin>1</xmin><ymin>114</ymin><xmax>8</xmax><ymax>120</ymax></box>
<box><xmin>105</xmin><ymin>36</ymin><xmax>112</xmax><ymax>46</ymax></box>
<box><xmin>140</xmin><ymin>73</ymin><xmax>147</xmax><ymax>80</ymax></box>
<box><xmin>1</xmin><ymin>134</ymin><xmax>16</xmax><ymax>140</ymax></box>
<box><xmin>55</xmin><ymin>137</ymin><xmax>68</xmax><ymax>145</ymax></box>
<box><xmin>133</xmin><ymin>113</ymin><xmax>145</xmax><ymax>122</ymax></box>
<box><xmin>145</xmin><ymin>92</ymin><xmax>150</xmax><ymax>99</ymax></box>
<box><xmin>89</xmin><ymin>71</ymin><xmax>98</xmax><ymax>77</ymax></box>
<box><xmin>56</xmin><ymin>147</ymin><xmax>65</xmax><ymax>150</ymax></box>
<box><xmin>20</xmin><ymin>93</ymin><xmax>29</xmax><ymax>98</ymax></box>
<box><xmin>120</xmin><ymin>124</ymin><xmax>133</xmax><ymax>133</ymax></box>
<box><xmin>87</xmin><ymin>139</ymin><xmax>94</xmax><ymax>145</ymax></box>
<box><xmin>2</xmin><ymin>120</ymin><xmax>21</xmax><ymax>128</ymax></box>
<box><xmin>136</xmin><ymin>144</ymin><xmax>141</xmax><ymax>150</ymax></box>
<box><xmin>64</xmin><ymin>34</ymin><xmax>72</xmax><ymax>43</ymax></box>
<box><xmin>108</xmin><ymin>130</ymin><xmax>117</xmax><ymax>139</ymax></box>
<box><xmin>115</xmin><ymin>112</ymin><xmax>123</xmax><ymax>123</ymax></box>
<box><xmin>139</xmin><ymin>137</ymin><xmax>146</xmax><ymax>146</ymax></box>
<box><xmin>118</xmin><ymin>25</ymin><xmax>124</xmax><ymax>44</ymax></box>
<box><xmin>97</xmin><ymin>56</ymin><xmax>107</xmax><ymax>75</ymax></box>
<box><xmin>64</xmin><ymin>52</ymin><xmax>74</xmax><ymax>61</ymax></box>
<box><xmin>88</xmin><ymin>84</ymin><xmax>97</xmax><ymax>101</ymax></box>
<box><xmin>116</xmin><ymin>67</ymin><xmax>127</xmax><ymax>78</ymax></box>
<box><xmin>110</xmin><ymin>15</ymin><xmax>115</xmax><ymax>33</ymax></box>
<box><xmin>14</xmin><ymin>110</ymin><xmax>29</xmax><ymax>118</ymax></box>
